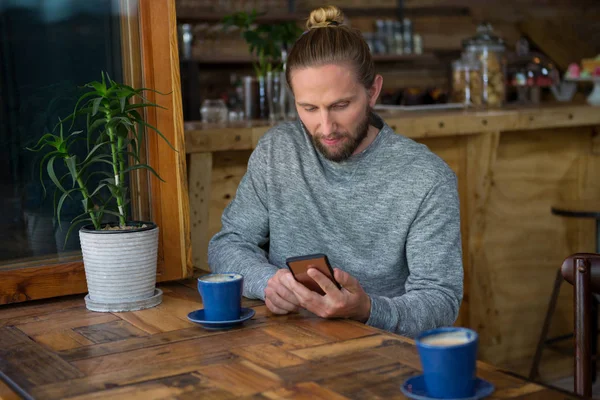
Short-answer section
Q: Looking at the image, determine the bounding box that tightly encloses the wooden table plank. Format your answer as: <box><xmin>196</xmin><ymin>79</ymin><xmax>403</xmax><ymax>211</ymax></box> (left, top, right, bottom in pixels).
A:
<box><xmin>289</xmin><ymin>319</ymin><xmax>380</xmax><ymax>341</ymax></box>
<box><xmin>61</xmin><ymin>373</ymin><xmax>208</xmax><ymax>400</ymax></box>
<box><xmin>33</xmin><ymin>329</ymin><xmax>95</xmax><ymax>352</ymax></box>
<box><xmin>14</xmin><ymin>307</ymin><xmax>118</xmax><ymax>337</ymax></box>
<box><xmin>0</xmin><ymin>326</ymin><xmax>84</xmax><ymax>390</ymax></box>
<box><xmin>262</xmin><ymin>381</ymin><xmax>351</xmax><ymax>400</ymax></box>
<box><xmin>274</xmin><ymin>350</ymin><xmax>401</xmax><ymax>384</ymax></box>
<box><xmin>73</xmin><ymin>319</ymin><xmax>149</xmax><ymax>344</ymax></box>
<box><xmin>290</xmin><ymin>334</ymin><xmax>394</xmax><ymax>361</ymax></box>
<box><xmin>318</xmin><ymin>363</ymin><xmax>416</xmax><ymax>400</ymax></box>
<box><xmin>31</xmin><ymin>354</ymin><xmax>239</xmax><ymax>400</ymax></box>
<box><xmin>196</xmin><ymin>361</ymin><xmax>282</xmax><ymax>397</ymax></box>
<box><xmin>0</xmin><ymin>296</ymin><xmax>85</xmax><ymax>326</ymax></box>
<box><xmin>0</xmin><ymin>279</ymin><xmax>585</xmax><ymax>400</ymax></box>
<box><xmin>71</xmin><ymin>328</ymin><xmax>274</xmax><ymax>375</ymax></box>
<box><xmin>230</xmin><ymin>343</ymin><xmax>307</xmax><ymax>369</ymax></box>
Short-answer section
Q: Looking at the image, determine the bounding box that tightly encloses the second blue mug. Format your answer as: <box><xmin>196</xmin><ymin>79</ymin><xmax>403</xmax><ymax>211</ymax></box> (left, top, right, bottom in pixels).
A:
<box><xmin>415</xmin><ymin>327</ymin><xmax>479</xmax><ymax>399</ymax></box>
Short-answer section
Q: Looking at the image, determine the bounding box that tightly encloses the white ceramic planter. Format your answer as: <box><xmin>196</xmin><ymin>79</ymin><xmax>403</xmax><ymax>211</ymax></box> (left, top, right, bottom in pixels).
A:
<box><xmin>79</xmin><ymin>222</ymin><xmax>162</xmax><ymax>312</ymax></box>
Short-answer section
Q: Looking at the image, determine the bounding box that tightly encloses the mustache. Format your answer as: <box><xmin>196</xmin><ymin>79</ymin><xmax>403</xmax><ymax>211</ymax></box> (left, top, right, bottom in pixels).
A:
<box><xmin>316</xmin><ymin>132</ymin><xmax>348</xmax><ymax>140</ymax></box>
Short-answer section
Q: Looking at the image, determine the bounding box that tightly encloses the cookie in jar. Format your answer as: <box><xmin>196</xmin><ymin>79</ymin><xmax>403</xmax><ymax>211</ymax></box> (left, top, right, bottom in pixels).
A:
<box><xmin>451</xmin><ymin>55</ymin><xmax>483</xmax><ymax>107</ymax></box>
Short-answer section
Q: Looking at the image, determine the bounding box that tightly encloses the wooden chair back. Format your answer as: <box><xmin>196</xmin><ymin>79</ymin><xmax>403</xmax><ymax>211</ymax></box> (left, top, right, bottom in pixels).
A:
<box><xmin>561</xmin><ymin>253</ymin><xmax>600</xmax><ymax>397</ymax></box>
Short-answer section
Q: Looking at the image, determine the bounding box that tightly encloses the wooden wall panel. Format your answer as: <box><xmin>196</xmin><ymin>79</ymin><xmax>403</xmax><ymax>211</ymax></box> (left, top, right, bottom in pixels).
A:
<box><xmin>471</xmin><ymin>127</ymin><xmax>600</xmax><ymax>369</ymax></box>
<box><xmin>207</xmin><ymin>151</ymin><xmax>253</xmax><ymax>266</ymax></box>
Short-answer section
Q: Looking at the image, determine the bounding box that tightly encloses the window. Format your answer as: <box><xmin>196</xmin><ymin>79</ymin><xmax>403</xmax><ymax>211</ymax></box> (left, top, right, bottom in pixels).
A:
<box><xmin>0</xmin><ymin>0</ymin><xmax>190</xmax><ymax>304</ymax></box>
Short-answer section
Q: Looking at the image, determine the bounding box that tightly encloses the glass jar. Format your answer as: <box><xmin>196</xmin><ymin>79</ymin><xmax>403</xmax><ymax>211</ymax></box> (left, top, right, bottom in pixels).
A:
<box><xmin>451</xmin><ymin>54</ymin><xmax>483</xmax><ymax>107</ymax></box>
<box><xmin>462</xmin><ymin>22</ymin><xmax>507</xmax><ymax>108</ymax></box>
<box><xmin>506</xmin><ymin>37</ymin><xmax>559</xmax><ymax>105</ymax></box>
<box><xmin>200</xmin><ymin>99</ymin><xmax>228</xmax><ymax>123</ymax></box>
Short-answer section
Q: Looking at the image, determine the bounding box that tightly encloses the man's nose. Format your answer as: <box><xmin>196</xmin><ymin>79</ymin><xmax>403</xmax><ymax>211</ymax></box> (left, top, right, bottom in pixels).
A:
<box><xmin>319</xmin><ymin>110</ymin><xmax>336</xmax><ymax>136</ymax></box>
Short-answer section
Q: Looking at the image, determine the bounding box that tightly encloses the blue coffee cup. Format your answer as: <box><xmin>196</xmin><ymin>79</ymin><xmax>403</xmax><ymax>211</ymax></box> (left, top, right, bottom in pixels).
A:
<box><xmin>415</xmin><ymin>327</ymin><xmax>478</xmax><ymax>399</ymax></box>
<box><xmin>197</xmin><ymin>273</ymin><xmax>243</xmax><ymax>321</ymax></box>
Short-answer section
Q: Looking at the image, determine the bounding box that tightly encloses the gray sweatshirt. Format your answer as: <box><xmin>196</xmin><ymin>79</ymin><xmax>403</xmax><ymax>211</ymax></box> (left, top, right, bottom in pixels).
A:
<box><xmin>208</xmin><ymin>114</ymin><xmax>463</xmax><ymax>338</ymax></box>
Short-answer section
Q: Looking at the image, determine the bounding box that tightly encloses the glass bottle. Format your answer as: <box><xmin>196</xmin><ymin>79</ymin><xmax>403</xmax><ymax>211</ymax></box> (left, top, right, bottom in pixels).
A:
<box><xmin>462</xmin><ymin>22</ymin><xmax>507</xmax><ymax>108</ymax></box>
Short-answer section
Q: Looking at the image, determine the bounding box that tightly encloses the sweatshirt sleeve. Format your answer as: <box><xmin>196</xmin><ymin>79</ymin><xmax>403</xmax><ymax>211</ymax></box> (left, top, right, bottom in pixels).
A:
<box><xmin>365</xmin><ymin>177</ymin><xmax>464</xmax><ymax>337</ymax></box>
<box><xmin>207</xmin><ymin>141</ymin><xmax>278</xmax><ymax>300</ymax></box>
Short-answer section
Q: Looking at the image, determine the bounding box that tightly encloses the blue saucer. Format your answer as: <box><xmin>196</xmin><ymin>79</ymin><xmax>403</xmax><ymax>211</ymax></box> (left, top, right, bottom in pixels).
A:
<box><xmin>401</xmin><ymin>375</ymin><xmax>494</xmax><ymax>400</ymax></box>
<box><xmin>187</xmin><ymin>307</ymin><xmax>255</xmax><ymax>330</ymax></box>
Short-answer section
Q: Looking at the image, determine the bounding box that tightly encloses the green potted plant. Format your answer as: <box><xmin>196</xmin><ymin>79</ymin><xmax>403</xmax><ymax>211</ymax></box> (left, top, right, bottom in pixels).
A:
<box><xmin>27</xmin><ymin>73</ymin><xmax>175</xmax><ymax>312</ymax></box>
<box><xmin>223</xmin><ymin>11</ymin><xmax>302</xmax><ymax>120</ymax></box>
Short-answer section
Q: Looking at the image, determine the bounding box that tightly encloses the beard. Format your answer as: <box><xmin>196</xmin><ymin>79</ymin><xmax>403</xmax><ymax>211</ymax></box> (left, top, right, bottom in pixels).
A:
<box><xmin>310</xmin><ymin>106</ymin><xmax>372</xmax><ymax>162</ymax></box>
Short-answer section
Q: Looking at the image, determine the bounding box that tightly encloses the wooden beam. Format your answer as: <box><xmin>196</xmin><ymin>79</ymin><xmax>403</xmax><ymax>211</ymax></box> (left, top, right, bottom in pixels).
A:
<box><xmin>465</xmin><ymin>132</ymin><xmax>500</xmax><ymax>333</ymax></box>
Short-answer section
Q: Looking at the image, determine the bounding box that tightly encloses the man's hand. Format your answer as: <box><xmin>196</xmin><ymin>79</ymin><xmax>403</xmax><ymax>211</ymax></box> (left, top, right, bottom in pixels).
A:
<box><xmin>287</xmin><ymin>267</ymin><xmax>371</xmax><ymax>322</ymax></box>
<box><xmin>264</xmin><ymin>269</ymin><xmax>301</xmax><ymax>314</ymax></box>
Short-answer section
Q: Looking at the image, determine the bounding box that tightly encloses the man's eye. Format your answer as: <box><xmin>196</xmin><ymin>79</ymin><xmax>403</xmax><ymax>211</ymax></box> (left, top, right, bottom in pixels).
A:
<box><xmin>304</xmin><ymin>107</ymin><xmax>317</xmax><ymax>112</ymax></box>
<box><xmin>333</xmin><ymin>103</ymin><xmax>349</xmax><ymax>109</ymax></box>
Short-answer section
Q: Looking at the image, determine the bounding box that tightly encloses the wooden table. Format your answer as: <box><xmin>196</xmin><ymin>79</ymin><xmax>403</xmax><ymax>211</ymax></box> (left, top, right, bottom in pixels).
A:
<box><xmin>0</xmin><ymin>278</ymin><xmax>582</xmax><ymax>399</ymax></box>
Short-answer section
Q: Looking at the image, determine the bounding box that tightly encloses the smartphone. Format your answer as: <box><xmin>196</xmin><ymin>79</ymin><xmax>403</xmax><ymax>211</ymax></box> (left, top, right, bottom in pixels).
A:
<box><xmin>285</xmin><ymin>253</ymin><xmax>341</xmax><ymax>295</ymax></box>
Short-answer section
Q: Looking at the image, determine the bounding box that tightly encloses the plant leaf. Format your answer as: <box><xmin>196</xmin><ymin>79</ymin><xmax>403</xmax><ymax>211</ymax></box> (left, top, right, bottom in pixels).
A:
<box><xmin>26</xmin><ymin>133</ymin><xmax>58</xmax><ymax>152</ymax></box>
<box><xmin>87</xmin><ymin>116</ymin><xmax>108</xmax><ymax>136</ymax></box>
<box><xmin>64</xmin><ymin>215</ymin><xmax>92</xmax><ymax>245</ymax></box>
<box><xmin>122</xmin><ymin>163</ymin><xmax>165</xmax><ymax>182</ymax></box>
<box><xmin>92</xmin><ymin>97</ymin><xmax>103</xmax><ymax>116</ymax></box>
<box><xmin>135</xmin><ymin>119</ymin><xmax>177</xmax><ymax>152</ymax></box>
<box><xmin>79</xmin><ymin>156</ymin><xmax>116</xmax><ymax>174</ymax></box>
<box><xmin>99</xmin><ymin>209</ymin><xmax>126</xmax><ymax>218</ymax></box>
<box><xmin>80</xmin><ymin>141</ymin><xmax>110</xmax><ymax>166</ymax></box>
<box><xmin>89</xmin><ymin>183</ymin><xmax>110</xmax><ymax>198</ymax></box>
<box><xmin>56</xmin><ymin>188</ymin><xmax>80</xmax><ymax>229</ymax></box>
<box><xmin>47</xmin><ymin>156</ymin><xmax>68</xmax><ymax>193</ymax></box>
<box><xmin>124</xmin><ymin>102</ymin><xmax>166</xmax><ymax>112</ymax></box>
<box><xmin>64</xmin><ymin>156</ymin><xmax>78</xmax><ymax>187</ymax></box>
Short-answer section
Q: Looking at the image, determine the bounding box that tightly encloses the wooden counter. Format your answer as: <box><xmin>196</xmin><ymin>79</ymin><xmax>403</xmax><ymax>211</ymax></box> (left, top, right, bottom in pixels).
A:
<box><xmin>185</xmin><ymin>104</ymin><xmax>600</xmax><ymax>152</ymax></box>
<box><xmin>184</xmin><ymin>103</ymin><xmax>600</xmax><ymax>376</ymax></box>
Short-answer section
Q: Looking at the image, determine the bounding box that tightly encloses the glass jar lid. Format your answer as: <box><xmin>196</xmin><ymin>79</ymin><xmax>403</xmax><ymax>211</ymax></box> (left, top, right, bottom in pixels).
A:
<box><xmin>462</xmin><ymin>22</ymin><xmax>506</xmax><ymax>52</ymax></box>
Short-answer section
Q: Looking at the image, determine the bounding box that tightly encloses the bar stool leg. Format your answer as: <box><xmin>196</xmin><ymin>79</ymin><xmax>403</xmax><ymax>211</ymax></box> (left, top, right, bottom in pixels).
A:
<box><xmin>592</xmin><ymin>296</ymin><xmax>598</xmax><ymax>383</ymax></box>
<box><xmin>530</xmin><ymin>267</ymin><xmax>564</xmax><ymax>381</ymax></box>
<box><xmin>593</xmin><ymin>218</ymin><xmax>600</xmax><ymax>383</ymax></box>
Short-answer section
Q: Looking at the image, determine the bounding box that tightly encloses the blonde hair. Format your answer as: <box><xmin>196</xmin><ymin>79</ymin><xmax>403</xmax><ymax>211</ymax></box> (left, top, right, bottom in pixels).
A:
<box><xmin>286</xmin><ymin>6</ymin><xmax>375</xmax><ymax>91</ymax></box>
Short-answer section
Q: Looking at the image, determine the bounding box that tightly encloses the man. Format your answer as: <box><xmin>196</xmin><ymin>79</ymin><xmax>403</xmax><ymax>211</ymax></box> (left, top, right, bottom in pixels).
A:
<box><xmin>208</xmin><ymin>6</ymin><xmax>463</xmax><ymax>338</ymax></box>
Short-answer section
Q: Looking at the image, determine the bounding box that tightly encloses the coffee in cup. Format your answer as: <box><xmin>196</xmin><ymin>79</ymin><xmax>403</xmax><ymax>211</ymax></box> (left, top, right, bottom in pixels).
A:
<box><xmin>419</xmin><ymin>330</ymin><xmax>472</xmax><ymax>347</ymax></box>
<box><xmin>199</xmin><ymin>274</ymin><xmax>240</xmax><ymax>283</ymax></box>
<box><xmin>197</xmin><ymin>273</ymin><xmax>243</xmax><ymax>321</ymax></box>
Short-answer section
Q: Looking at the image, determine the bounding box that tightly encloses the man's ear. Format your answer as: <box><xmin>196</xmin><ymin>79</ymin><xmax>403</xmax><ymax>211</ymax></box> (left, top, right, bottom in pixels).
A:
<box><xmin>368</xmin><ymin>74</ymin><xmax>384</xmax><ymax>108</ymax></box>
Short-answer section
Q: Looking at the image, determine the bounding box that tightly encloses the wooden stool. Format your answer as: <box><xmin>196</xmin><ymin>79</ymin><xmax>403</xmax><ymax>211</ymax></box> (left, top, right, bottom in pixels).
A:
<box><xmin>529</xmin><ymin>201</ymin><xmax>600</xmax><ymax>382</ymax></box>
